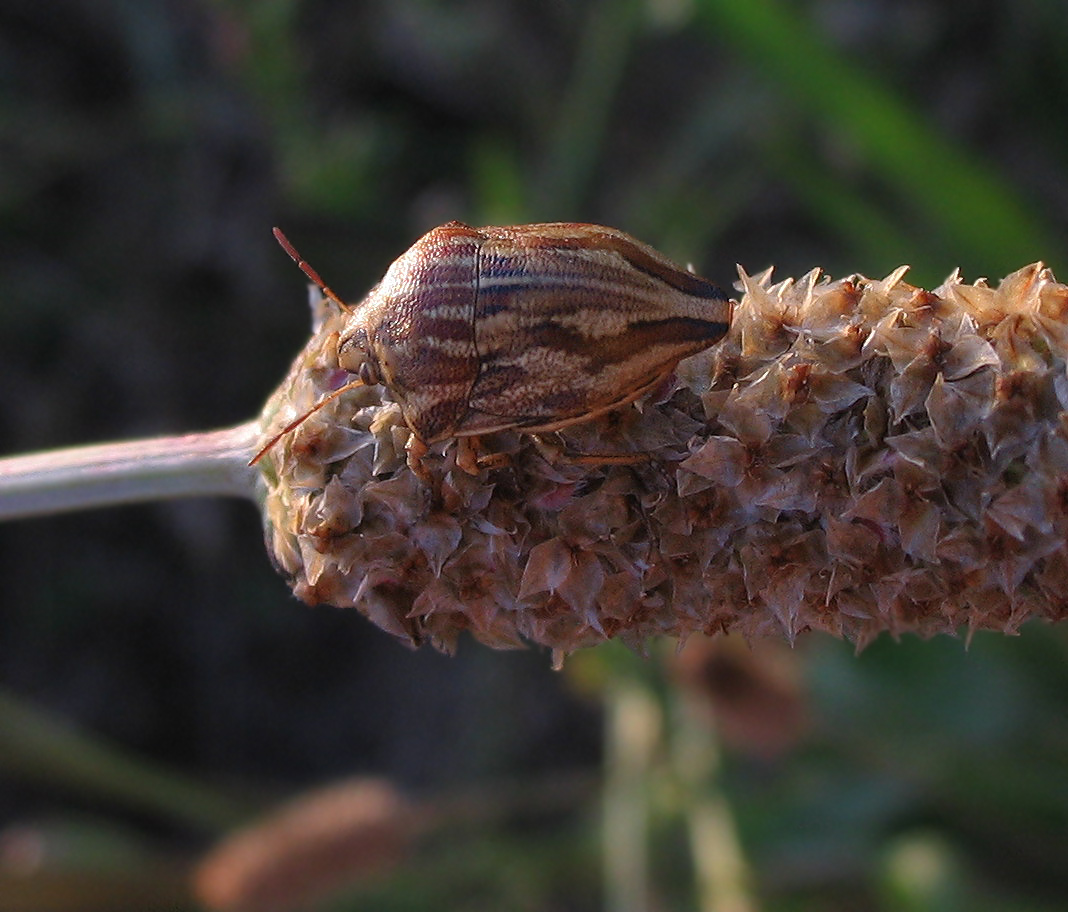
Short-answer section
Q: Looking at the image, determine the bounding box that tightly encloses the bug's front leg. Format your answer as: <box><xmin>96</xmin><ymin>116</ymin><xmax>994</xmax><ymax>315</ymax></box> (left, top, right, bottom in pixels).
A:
<box><xmin>405</xmin><ymin>434</ymin><xmax>432</xmax><ymax>481</ymax></box>
<box><xmin>405</xmin><ymin>435</ymin><xmax>499</xmax><ymax>479</ymax></box>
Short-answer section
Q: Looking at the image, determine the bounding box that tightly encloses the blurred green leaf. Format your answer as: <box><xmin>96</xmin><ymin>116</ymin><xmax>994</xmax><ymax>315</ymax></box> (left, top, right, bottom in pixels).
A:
<box><xmin>0</xmin><ymin>688</ymin><xmax>254</xmax><ymax>833</ymax></box>
<box><xmin>695</xmin><ymin>0</ymin><xmax>1061</xmax><ymax>276</ymax></box>
<box><xmin>470</xmin><ymin>136</ymin><xmax>528</xmax><ymax>225</ymax></box>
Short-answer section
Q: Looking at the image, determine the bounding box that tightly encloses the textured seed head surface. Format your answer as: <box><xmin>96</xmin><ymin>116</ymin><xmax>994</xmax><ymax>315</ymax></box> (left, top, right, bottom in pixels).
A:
<box><xmin>255</xmin><ymin>265</ymin><xmax>1068</xmax><ymax>657</ymax></box>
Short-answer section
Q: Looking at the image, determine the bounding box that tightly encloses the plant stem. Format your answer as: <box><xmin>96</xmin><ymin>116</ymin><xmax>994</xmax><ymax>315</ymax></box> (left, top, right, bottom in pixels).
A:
<box><xmin>603</xmin><ymin>678</ymin><xmax>659</xmax><ymax>912</ymax></box>
<box><xmin>0</xmin><ymin>421</ymin><xmax>261</xmax><ymax>522</ymax></box>
<box><xmin>670</xmin><ymin>690</ymin><xmax>756</xmax><ymax>912</ymax></box>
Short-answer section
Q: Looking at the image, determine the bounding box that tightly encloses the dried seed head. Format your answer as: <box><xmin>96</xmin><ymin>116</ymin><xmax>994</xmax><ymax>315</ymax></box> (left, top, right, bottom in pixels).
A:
<box><xmin>254</xmin><ymin>263</ymin><xmax>1068</xmax><ymax>656</ymax></box>
<box><xmin>194</xmin><ymin>778</ymin><xmax>416</xmax><ymax>912</ymax></box>
<box><xmin>671</xmin><ymin>637</ymin><xmax>806</xmax><ymax>760</ymax></box>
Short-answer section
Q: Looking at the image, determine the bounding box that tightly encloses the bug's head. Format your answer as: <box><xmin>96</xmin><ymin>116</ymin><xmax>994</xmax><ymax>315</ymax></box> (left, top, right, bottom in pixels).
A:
<box><xmin>337</xmin><ymin>304</ymin><xmax>385</xmax><ymax>388</ymax></box>
<box><xmin>270</xmin><ymin>226</ymin><xmax>390</xmax><ymax>389</ymax></box>
<box><xmin>250</xmin><ymin>228</ymin><xmax>414</xmax><ymax>469</ymax></box>
<box><xmin>335</xmin><ymin>227</ymin><xmax>469</xmax><ymax>401</ymax></box>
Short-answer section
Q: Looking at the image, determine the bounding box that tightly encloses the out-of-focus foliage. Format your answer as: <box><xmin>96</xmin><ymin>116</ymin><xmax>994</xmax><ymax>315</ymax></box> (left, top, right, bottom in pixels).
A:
<box><xmin>1</xmin><ymin>1</ymin><xmax>1067</xmax><ymax>910</ymax></box>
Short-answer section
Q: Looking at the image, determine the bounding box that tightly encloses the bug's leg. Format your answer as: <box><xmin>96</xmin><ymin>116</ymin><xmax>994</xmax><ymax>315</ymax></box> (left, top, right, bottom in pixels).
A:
<box><xmin>476</xmin><ymin>450</ymin><xmax>513</xmax><ymax>470</ymax></box>
<box><xmin>456</xmin><ymin>436</ymin><xmax>514</xmax><ymax>473</ymax></box>
<box><xmin>532</xmin><ymin>434</ymin><xmax>652</xmax><ymax>467</ymax></box>
<box><xmin>563</xmin><ymin>451</ymin><xmax>653</xmax><ymax>466</ymax></box>
<box><xmin>455</xmin><ymin>436</ymin><xmax>483</xmax><ymax>475</ymax></box>
<box><xmin>476</xmin><ymin>448</ymin><xmax>512</xmax><ymax>472</ymax></box>
<box><xmin>405</xmin><ymin>434</ymin><xmax>433</xmax><ymax>481</ymax></box>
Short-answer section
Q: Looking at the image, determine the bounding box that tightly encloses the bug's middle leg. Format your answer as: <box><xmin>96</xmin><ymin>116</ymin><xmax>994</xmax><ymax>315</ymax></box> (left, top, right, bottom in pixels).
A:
<box><xmin>529</xmin><ymin>434</ymin><xmax>654</xmax><ymax>467</ymax></box>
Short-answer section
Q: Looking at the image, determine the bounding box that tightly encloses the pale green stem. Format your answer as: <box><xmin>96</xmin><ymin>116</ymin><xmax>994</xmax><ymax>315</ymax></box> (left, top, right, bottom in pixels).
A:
<box><xmin>0</xmin><ymin>421</ymin><xmax>261</xmax><ymax>522</ymax></box>
<box><xmin>603</xmin><ymin>679</ymin><xmax>660</xmax><ymax>912</ymax></box>
<box><xmin>671</xmin><ymin>692</ymin><xmax>756</xmax><ymax>912</ymax></box>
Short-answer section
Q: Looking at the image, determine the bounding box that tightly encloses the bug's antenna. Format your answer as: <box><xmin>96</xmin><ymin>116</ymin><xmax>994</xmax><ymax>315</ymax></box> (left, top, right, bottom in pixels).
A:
<box><xmin>248</xmin><ymin>378</ymin><xmax>366</xmax><ymax>466</ymax></box>
<box><xmin>273</xmin><ymin>227</ymin><xmax>353</xmax><ymax>315</ymax></box>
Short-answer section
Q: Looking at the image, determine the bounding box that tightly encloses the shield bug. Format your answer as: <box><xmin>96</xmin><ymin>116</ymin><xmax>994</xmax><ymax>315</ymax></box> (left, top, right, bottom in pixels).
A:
<box><xmin>252</xmin><ymin>222</ymin><xmax>733</xmax><ymax>473</ymax></box>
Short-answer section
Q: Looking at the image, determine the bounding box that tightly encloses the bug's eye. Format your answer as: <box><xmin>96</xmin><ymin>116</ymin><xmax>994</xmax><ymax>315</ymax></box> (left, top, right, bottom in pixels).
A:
<box><xmin>358</xmin><ymin>360</ymin><xmax>380</xmax><ymax>386</ymax></box>
<box><xmin>337</xmin><ymin>327</ymin><xmax>368</xmax><ymax>373</ymax></box>
<box><xmin>337</xmin><ymin>332</ymin><xmax>380</xmax><ymax>386</ymax></box>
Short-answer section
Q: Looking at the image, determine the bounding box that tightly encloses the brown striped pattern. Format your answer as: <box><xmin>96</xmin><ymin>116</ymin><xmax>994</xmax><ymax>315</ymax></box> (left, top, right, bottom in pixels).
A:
<box><xmin>465</xmin><ymin>224</ymin><xmax>730</xmax><ymax>431</ymax></box>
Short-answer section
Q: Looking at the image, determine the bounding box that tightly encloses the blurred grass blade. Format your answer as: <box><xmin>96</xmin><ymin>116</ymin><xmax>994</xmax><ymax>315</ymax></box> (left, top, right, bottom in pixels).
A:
<box><xmin>765</xmin><ymin>136</ymin><xmax>933</xmax><ymax>278</ymax></box>
<box><xmin>537</xmin><ymin>0</ymin><xmax>645</xmax><ymax>216</ymax></box>
<box><xmin>696</xmin><ymin>0</ymin><xmax>1059</xmax><ymax>275</ymax></box>
<box><xmin>0</xmin><ymin>688</ymin><xmax>253</xmax><ymax>833</ymax></box>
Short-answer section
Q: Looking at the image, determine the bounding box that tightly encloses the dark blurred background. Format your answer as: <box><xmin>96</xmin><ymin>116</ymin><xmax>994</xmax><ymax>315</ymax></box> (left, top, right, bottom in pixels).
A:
<box><xmin>2</xmin><ymin>1</ymin><xmax>1068</xmax><ymax>910</ymax></box>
